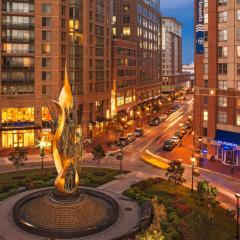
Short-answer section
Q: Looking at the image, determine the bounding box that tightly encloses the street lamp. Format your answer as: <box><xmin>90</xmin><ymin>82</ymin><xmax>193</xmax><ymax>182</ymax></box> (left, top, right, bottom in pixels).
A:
<box><xmin>190</xmin><ymin>157</ymin><xmax>196</xmax><ymax>193</ymax></box>
<box><xmin>38</xmin><ymin>139</ymin><xmax>46</xmax><ymax>171</ymax></box>
<box><xmin>236</xmin><ymin>193</ymin><xmax>240</xmax><ymax>240</ymax></box>
<box><xmin>116</xmin><ymin>147</ymin><xmax>123</xmax><ymax>175</ymax></box>
<box><xmin>198</xmin><ymin>137</ymin><xmax>202</xmax><ymax>167</ymax></box>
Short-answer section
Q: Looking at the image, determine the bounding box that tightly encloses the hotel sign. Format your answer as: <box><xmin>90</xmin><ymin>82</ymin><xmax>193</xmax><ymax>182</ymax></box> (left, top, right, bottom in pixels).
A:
<box><xmin>196</xmin><ymin>0</ymin><xmax>204</xmax><ymax>54</ymax></box>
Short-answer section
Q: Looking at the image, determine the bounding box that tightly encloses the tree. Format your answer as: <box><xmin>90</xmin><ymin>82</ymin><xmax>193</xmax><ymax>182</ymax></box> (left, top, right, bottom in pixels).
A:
<box><xmin>165</xmin><ymin>160</ymin><xmax>185</xmax><ymax>193</ymax></box>
<box><xmin>197</xmin><ymin>180</ymin><xmax>218</xmax><ymax>203</ymax></box>
<box><xmin>92</xmin><ymin>144</ymin><xmax>106</xmax><ymax>162</ymax></box>
<box><xmin>8</xmin><ymin>147</ymin><xmax>28</xmax><ymax>170</ymax></box>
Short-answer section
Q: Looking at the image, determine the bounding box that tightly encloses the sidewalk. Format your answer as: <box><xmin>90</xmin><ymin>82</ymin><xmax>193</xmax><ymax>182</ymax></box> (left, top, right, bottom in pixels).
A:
<box><xmin>159</xmin><ymin>133</ymin><xmax>240</xmax><ymax>179</ymax></box>
<box><xmin>84</xmin><ymin>117</ymin><xmax>150</xmax><ymax>153</ymax></box>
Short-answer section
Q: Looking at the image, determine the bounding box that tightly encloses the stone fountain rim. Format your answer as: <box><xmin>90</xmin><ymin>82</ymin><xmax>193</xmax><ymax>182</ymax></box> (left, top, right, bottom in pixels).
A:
<box><xmin>12</xmin><ymin>187</ymin><xmax>119</xmax><ymax>239</ymax></box>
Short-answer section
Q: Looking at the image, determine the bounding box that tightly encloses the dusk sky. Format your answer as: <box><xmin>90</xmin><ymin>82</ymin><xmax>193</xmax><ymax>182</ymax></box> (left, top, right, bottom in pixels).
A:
<box><xmin>161</xmin><ymin>0</ymin><xmax>194</xmax><ymax>64</ymax></box>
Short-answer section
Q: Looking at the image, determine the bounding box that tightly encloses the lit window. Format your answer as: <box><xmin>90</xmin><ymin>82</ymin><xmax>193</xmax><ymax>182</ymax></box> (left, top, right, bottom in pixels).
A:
<box><xmin>218</xmin><ymin>80</ymin><xmax>228</xmax><ymax>90</ymax></box>
<box><xmin>203</xmin><ymin>111</ymin><xmax>208</xmax><ymax>121</ymax></box>
<box><xmin>218</xmin><ymin>96</ymin><xmax>227</xmax><ymax>107</ymax></box>
<box><xmin>123</xmin><ymin>27</ymin><xmax>131</xmax><ymax>36</ymax></box>
<box><xmin>237</xmin><ymin>115</ymin><xmax>240</xmax><ymax>126</ymax></box>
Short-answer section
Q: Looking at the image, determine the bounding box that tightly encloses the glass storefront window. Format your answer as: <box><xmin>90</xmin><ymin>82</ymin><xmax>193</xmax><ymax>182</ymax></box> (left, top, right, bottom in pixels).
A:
<box><xmin>2</xmin><ymin>130</ymin><xmax>34</xmax><ymax>148</ymax></box>
<box><xmin>42</xmin><ymin>107</ymin><xmax>51</xmax><ymax>122</ymax></box>
<box><xmin>2</xmin><ymin>107</ymin><xmax>34</xmax><ymax>123</ymax></box>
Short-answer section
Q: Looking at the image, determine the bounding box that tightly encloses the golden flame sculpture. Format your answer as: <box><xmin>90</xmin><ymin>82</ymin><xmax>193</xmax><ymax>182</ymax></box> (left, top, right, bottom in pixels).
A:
<box><xmin>52</xmin><ymin>66</ymin><xmax>80</xmax><ymax>194</ymax></box>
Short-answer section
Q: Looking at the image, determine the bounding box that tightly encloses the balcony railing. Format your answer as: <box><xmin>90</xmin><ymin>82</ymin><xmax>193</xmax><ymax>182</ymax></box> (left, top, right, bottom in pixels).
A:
<box><xmin>1</xmin><ymin>36</ymin><xmax>34</xmax><ymax>43</ymax></box>
<box><xmin>1</xmin><ymin>22</ymin><xmax>34</xmax><ymax>29</ymax></box>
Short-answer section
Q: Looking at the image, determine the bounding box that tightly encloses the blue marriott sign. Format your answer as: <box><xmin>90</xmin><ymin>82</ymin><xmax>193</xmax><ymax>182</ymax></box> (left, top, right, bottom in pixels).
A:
<box><xmin>196</xmin><ymin>0</ymin><xmax>204</xmax><ymax>54</ymax></box>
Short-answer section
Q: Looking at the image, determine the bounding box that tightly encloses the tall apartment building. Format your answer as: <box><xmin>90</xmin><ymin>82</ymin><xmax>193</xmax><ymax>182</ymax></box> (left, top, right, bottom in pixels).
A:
<box><xmin>161</xmin><ymin>17</ymin><xmax>183</xmax><ymax>92</ymax></box>
<box><xmin>0</xmin><ymin>0</ymin><xmax>112</xmax><ymax>149</ymax></box>
<box><xmin>112</xmin><ymin>0</ymin><xmax>162</xmax><ymax>116</ymax></box>
<box><xmin>195</xmin><ymin>0</ymin><xmax>240</xmax><ymax>166</ymax></box>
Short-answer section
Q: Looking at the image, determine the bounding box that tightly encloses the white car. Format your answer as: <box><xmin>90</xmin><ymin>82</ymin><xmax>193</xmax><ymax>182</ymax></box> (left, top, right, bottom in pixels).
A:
<box><xmin>171</xmin><ymin>135</ymin><xmax>180</xmax><ymax>144</ymax></box>
<box><xmin>127</xmin><ymin>133</ymin><xmax>136</xmax><ymax>142</ymax></box>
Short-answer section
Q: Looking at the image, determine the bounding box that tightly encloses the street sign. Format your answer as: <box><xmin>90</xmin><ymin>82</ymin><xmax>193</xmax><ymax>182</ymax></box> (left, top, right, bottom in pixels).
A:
<box><xmin>196</xmin><ymin>0</ymin><xmax>204</xmax><ymax>54</ymax></box>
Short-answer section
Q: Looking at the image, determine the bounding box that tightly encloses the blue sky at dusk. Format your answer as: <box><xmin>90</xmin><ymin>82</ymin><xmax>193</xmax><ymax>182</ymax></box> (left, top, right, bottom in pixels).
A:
<box><xmin>161</xmin><ymin>0</ymin><xmax>194</xmax><ymax>64</ymax></box>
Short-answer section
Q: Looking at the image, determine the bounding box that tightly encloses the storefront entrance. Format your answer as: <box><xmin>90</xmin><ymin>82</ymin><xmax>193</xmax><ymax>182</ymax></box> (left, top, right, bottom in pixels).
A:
<box><xmin>216</xmin><ymin>145</ymin><xmax>239</xmax><ymax>166</ymax></box>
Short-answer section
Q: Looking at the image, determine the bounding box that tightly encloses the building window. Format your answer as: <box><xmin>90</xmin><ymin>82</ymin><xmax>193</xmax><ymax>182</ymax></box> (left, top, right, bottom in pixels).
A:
<box><xmin>204</xmin><ymin>96</ymin><xmax>208</xmax><ymax>105</ymax></box>
<box><xmin>218</xmin><ymin>96</ymin><xmax>228</xmax><ymax>107</ymax></box>
<box><xmin>42</xmin><ymin>72</ymin><xmax>51</xmax><ymax>81</ymax></box>
<box><xmin>218</xmin><ymin>11</ymin><xmax>228</xmax><ymax>23</ymax></box>
<box><xmin>237</xmin><ymin>64</ymin><xmax>240</xmax><ymax>75</ymax></box>
<box><xmin>238</xmin><ymin>81</ymin><xmax>240</xmax><ymax>91</ymax></box>
<box><xmin>2</xmin><ymin>107</ymin><xmax>34</xmax><ymax>123</ymax></box>
<box><xmin>237</xmin><ymin>29</ymin><xmax>240</xmax><ymax>40</ymax></box>
<box><xmin>218</xmin><ymin>30</ymin><xmax>228</xmax><ymax>41</ymax></box>
<box><xmin>204</xmin><ymin>0</ymin><xmax>208</xmax><ymax>8</ymax></box>
<box><xmin>42</xmin><ymin>85</ymin><xmax>47</xmax><ymax>95</ymax></box>
<box><xmin>42</xmin><ymin>44</ymin><xmax>51</xmax><ymax>54</ymax></box>
<box><xmin>42</xmin><ymin>4</ymin><xmax>51</xmax><ymax>14</ymax></box>
<box><xmin>218</xmin><ymin>63</ymin><xmax>227</xmax><ymax>74</ymax></box>
<box><xmin>218</xmin><ymin>80</ymin><xmax>228</xmax><ymax>90</ymax></box>
<box><xmin>42</xmin><ymin>17</ymin><xmax>51</xmax><ymax>27</ymax></box>
<box><xmin>204</xmin><ymin>31</ymin><xmax>208</xmax><ymax>41</ymax></box>
<box><xmin>237</xmin><ymin>115</ymin><xmax>240</xmax><ymax>126</ymax></box>
<box><xmin>203</xmin><ymin>110</ymin><xmax>208</xmax><ymax>121</ymax></box>
<box><xmin>237</xmin><ymin>98</ymin><xmax>240</xmax><ymax>108</ymax></box>
<box><xmin>204</xmin><ymin>64</ymin><xmax>208</xmax><ymax>74</ymax></box>
<box><xmin>123</xmin><ymin>27</ymin><xmax>131</xmax><ymax>36</ymax></box>
<box><xmin>204</xmin><ymin>13</ymin><xmax>208</xmax><ymax>24</ymax></box>
<box><xmin>218</xmin><ymin>0</ymin><xmax>228</xmax><ymax>6</ymax></box>
<box><xmin>2</xmin><ymin>130</ymin><xmax>34</xmax><ymax>148</ymax></box>
<box><xmin>237</xmin><ymin>46</ymin><xmax>240</xmax><ymax>57</ymax></box>
<box><xmin>218</xmin><ymin>46</ymin><xmax>228</xmax><ymax>57</ymax></box>
<box><xmin>42</xmin><ymin>58</ymin><xmax>51</xmax><ymax>67</ymax></box>
<box><xmin>204</xmin><ymin>80</ymin><xmax>208</xmax><ymax>88</ymax></box>
<box><xmin>204</xmin><ymin>47</ymin><xmax>208</xmax><ymax>58</ymax></box>
<box><xmin>203</xmin><ymin>128</ymin><xmax>208</xmax><ymax>137</ymax></box>
<box><xmin>42</xmin><ymin>31</ymin><xmax>51</xmax><ymax>41</ymax></box>
<box><xmin>217</xmin><ymin>112</ymin><xmax>227</xmax><ymax>124</ymax></box>
<box><xmin>237</xmin><ymin>9</ymin><xmax>240</xmax><ymax>21</ymax></box>
<box><xmin>123</xmin><ymin>15</ymin><xmax>130</xmax><ymax>23</ymax></box>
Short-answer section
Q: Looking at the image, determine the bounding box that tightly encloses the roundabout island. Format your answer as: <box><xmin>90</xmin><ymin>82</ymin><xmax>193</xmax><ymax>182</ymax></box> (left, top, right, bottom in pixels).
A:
<box><xmin>0</xmin><ymin>69</ymin><xmax>142</xmax><ymax>240</ymax></box>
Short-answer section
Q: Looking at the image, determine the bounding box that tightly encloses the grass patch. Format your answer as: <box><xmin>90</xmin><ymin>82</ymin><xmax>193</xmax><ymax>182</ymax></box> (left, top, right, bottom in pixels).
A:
<box><xmin>123</xmin><ymin>178</ymin><xmax>236</xmax><ymax>240</ymax></box>
<box><xmin>0</xmin><ymin>167</ymin><xmax>120</xmax><ymax>201</ymax></box>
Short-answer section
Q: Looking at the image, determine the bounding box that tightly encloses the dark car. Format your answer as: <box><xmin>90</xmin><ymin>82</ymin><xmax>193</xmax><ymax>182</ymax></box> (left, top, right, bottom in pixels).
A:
<box><xmin>134</xmin><ymin>128</ymin><xmax>144</xmax><ymax>137</ymax></box>
<box><xmin>149</xmin><ymin>119</ymin><xmax>159</xmax><ymax>126</ymax></box>
<box><xmin>163</xmin><ymin>140</ymin><xmax>176</xmax><ymax>151</ymax></box>
<box><xmin>117</xmin><ymin>137</ymin><xmax>129</xmax><ymax>147</ymax></box>
<box><xmin>174</xmin><ymin>131</ymin><xmax>183</xmax><ymax>139</ymax></box>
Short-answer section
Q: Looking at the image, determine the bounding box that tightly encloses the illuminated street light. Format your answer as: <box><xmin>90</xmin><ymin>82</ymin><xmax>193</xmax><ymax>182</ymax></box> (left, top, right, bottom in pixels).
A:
<box><xmin>37</xmin><ymin>139</ymin><xmax>46</xmax><ymax>171</ymax></box>
<box><xmin>236</xmin><ymin>193</ymin><xmax>240</xmax><ymax>240</ymax></box>
<box><xmin>190</xmin><ymin>157</ymin><xmax>196</xmax><ymax>193</ymax></box>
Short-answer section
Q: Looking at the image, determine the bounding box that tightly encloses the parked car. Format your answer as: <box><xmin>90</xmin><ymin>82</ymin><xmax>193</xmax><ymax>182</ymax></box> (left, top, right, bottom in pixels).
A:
<box><xmin>149</xmin><ymin>119</ymin><xmax>159</xmax><ymax>126</ymax></box>
<box><xmin>159</xmin><ymin>114</ymin><xmax>167</xmax><ymax>122</ymax></box>
<box><xmin>171</xmin><ymin>135</ymin><xmax>180</xmax><ymax>144</ymax></box>
<box><xmin>134</xmin><ymin>128</ymin><xmax>144</xmax><ymax>137</ymax></box>
<box><xmin>117</xmin><ymin>137</ymin><xmax>129</xmax><ymax>147</ymax></box>
<box><xmin>127</xmin><ymin>133</ymin><xmax>136</xmax><ymax>143</ymax></box>
<box><xmin>174</xmin><ymin>131</ymin><xmax>183</xmax><ymax>139</ymax></box>
<box><xmin>163</xmin><ymin>140</ymin><xmax>176</xmax><ymax>151</ymax></box>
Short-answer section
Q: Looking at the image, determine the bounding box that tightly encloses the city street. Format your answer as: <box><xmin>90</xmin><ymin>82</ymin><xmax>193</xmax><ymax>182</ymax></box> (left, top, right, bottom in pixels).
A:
<box><xmin>1</xmin><ymin>97</ymin><xmax>239</xmax><ymax>210</ymax></box>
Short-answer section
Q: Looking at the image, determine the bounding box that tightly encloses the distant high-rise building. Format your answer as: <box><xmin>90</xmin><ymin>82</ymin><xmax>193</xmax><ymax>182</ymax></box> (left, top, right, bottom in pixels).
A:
<box><xmin>0</xmin><ymin>0</ymin><xmax>112</xmax><ymax>149</ymax></box>
<box><xmin>161</xmin><ymin>17</ymin><xmax>183</xmax><ymax>92</ymax></box>
<box><xmin>194</xmin><ymin>0</ymin><xmax>240</xmax><ymax>166</ymax></box>
<box><xmin>112</xmin><ymin>0</ymin><xmax>162</xmax><ymax>116</ymax></box>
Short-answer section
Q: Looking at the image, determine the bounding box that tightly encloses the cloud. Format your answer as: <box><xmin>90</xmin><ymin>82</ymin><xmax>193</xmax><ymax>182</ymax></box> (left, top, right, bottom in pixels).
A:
<box><xmin>161</xmin><ymin>0</ymin><xmax>193</xmax><ymax>10</ymax></box>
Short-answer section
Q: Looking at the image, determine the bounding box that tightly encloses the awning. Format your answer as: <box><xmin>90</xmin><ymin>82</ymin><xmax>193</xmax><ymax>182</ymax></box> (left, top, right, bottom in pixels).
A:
<box><xmin>215</xmin><ymin>130</ymin><xmax>240</xmax><ymax>146</ymax></box>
